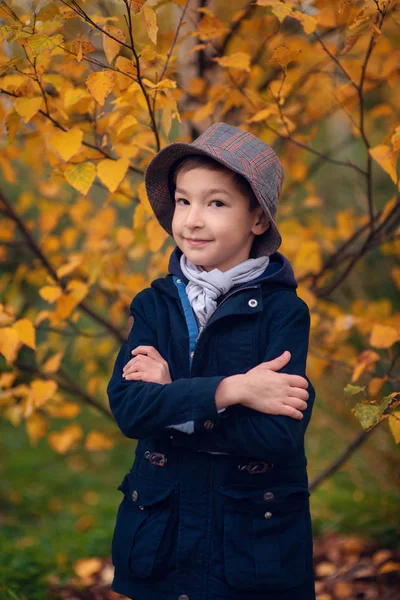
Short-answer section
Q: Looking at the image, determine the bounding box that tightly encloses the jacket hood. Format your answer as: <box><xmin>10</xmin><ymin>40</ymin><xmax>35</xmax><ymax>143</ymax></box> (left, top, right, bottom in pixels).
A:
<box><xmin>150</xmin><ymin>245</ymin><xmax>298</xmax><ymax>298</ymax></box>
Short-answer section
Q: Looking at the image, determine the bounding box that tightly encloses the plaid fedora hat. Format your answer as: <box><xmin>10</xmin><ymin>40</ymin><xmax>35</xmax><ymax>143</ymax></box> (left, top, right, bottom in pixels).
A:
<box><xmin>144</xmin><ymin>122</ymin><xmax>284</xmax><ymax>257</ymax></box>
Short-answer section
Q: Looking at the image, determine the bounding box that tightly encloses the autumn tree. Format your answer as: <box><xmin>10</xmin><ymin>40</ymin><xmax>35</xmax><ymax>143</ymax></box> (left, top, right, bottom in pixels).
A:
<box><xmin>0</xmin><ymin>0</ymin><xmax>399</xmax><ymax>488</ymax></box>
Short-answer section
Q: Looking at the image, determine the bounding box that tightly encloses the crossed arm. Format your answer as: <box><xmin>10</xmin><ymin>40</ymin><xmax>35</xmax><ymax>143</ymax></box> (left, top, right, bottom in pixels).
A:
<box><xmin>107</xmin><ymin>291</ymin><xmax>315</xmax><ymax>462</ymax></box>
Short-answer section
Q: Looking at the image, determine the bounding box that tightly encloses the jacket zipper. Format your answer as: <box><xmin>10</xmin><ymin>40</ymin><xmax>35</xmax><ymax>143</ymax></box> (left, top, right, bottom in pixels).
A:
<box><xmin>175</xmin><ymin>283</ymin><xmax>260</xmax><ymax>373</ymax></box>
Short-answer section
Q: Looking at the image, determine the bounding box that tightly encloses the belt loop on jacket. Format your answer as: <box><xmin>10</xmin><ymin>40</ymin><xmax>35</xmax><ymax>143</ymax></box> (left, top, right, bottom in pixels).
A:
<box><xmin>237</xmin><ymin>460</ymin><xmax>274</xmax><ymax>474</ymax></box>
<box><xmin>145</xmin><ymin>451</ymin><xmax>168</xmax><ymax>467</ymax></box>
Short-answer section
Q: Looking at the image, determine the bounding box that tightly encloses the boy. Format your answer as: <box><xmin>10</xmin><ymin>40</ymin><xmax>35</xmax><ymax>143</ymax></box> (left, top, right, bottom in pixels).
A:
<box><xmin>107</xmin><ymin>122</ymin><xmax>316</xmax><ymax>600</ymax></box>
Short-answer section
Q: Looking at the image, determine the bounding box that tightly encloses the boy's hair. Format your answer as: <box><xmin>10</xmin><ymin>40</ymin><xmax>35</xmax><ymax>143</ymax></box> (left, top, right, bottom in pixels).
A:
<box><xmin>170</xmin><ymin>155</ymin><xmax>260</xmax><ymax>213</ymax></box>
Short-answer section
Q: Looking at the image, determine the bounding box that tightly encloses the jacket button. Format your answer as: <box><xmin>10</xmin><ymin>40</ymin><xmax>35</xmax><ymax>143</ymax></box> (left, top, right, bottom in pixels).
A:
<box><xmin>263</xmin><ymin>492</ymin><xmax>275</xmax><ymax>500</ymax></box>
<box><xmin>138</xmin><ymin>505</ymin><xmax>145</xmax><ymax>510</ymax></box>
<box><xmin>190</xmin><ymin>351</ymin><xmax>194</xmax><ymax>358</ymax></box>
<box><xmin>132</xmin><ymin>490</ymin><xmax>139</xmax><ymax>501</ymax></box>
<box><xmin>176</xmin><ymin>278</ymin><xmax>182</xmax><ymax>283</ymax></box>
<box><xmin>178</xmin><ymin>595</ymin><xmax>190</xmax><ymax>600</ymax></box>
<box><xmin>248</xmin><ymin>299</ymin><xmax>258</xmax><ymax>308</ymax></box>
<box><xmin>264</xmin><ymin>511</ymin><xmax>273</xmax><ymax>519</ymax></box>
<box><xmin>204</xmin><ymin>420</ymin><xmax>214</xmax><ymax>429</ymax></box>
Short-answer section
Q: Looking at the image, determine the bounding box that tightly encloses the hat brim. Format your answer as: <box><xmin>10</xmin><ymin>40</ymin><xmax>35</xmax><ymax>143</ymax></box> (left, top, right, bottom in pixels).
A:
<box><xmin>144</xmin><ymin>141</ymin><xmax>282</xmax><ymax>257</ymax></box>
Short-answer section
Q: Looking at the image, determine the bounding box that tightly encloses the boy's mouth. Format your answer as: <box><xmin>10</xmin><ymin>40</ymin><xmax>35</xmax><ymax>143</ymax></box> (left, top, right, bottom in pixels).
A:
<box><xmin>185</xmin><ymin>238</ymin><xmax>211</xmax><ymax>246</ymax></box>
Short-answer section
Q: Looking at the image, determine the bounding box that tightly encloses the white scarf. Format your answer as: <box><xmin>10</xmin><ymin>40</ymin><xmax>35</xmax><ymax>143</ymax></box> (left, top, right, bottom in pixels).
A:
<box><xmin>180</xmin><ymin>252</ymin><xmax>270</xmax><ymax>332</ymax></box>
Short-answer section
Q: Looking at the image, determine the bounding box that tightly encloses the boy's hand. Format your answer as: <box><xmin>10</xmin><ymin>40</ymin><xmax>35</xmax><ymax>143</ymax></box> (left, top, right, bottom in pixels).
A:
<box><xmin>240</xmin><ymin>351</ymin><xmax>309</xmax><ymax>419</ymax></box>
<box><xmin>122</xmin><ymin>346</ymin><xmax>172</xmax><ymax>384</ymax></box>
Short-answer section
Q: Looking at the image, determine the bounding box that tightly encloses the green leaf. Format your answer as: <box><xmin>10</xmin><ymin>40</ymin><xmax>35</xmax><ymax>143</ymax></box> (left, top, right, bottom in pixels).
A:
<box><xmin>344</xmin><ymin>384</ymin><xmax>366</xmax><ymax>398</ymax></box>
<box><xmin>353</xmin><ymin>403</ymin><xmax>380</xmax><ymax>430</ymax></box>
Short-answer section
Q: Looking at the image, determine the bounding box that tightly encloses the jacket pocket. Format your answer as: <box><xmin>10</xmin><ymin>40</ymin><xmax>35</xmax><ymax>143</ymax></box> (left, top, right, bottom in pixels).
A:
<box><xmin>218</xmin><ymin>484</ymin><xmax>310</xmax><ymax>592</ymax></box>
<box><xmin>111</xmin><ymin>470</ymin><xmax>177</xmax><ymax>580</ymax></box>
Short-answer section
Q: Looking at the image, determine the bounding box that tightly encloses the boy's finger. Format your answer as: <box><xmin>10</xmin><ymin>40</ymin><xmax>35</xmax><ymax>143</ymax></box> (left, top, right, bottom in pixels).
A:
<box><xmin>131</xmin><ymin>346</ymin><xmax>166</xmax><ymax>364</ymax></box>
<box><xmin>281</xmin><ymin>405</ymin><xmax>303</xmax><ymax>420</ymax></box>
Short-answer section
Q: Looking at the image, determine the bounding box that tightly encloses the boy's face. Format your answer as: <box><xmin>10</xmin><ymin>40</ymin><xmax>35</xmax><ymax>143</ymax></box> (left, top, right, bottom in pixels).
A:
<box><xmin>171</xmin><ymin>167</ymin><xmax>270</xmax><ymax>272</ymax></box>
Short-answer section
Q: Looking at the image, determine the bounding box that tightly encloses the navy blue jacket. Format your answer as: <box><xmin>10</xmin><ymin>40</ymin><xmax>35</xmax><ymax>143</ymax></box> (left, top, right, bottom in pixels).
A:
<box><xmin>107</xmin><ymin>246</ymin><xmax>316</xmax><ymax>600</ymax></box>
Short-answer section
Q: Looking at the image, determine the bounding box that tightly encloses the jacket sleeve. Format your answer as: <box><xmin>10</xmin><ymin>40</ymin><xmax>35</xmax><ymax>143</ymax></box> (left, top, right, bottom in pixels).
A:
<box><xmin>106</xmin><ymin>290</ymin><xmax>228</xmax><ymax>440</ymax></box>
<box><xmin>171</xmin><ymin>296</ymin><xmax>316</xmax><ymax>463</ymax></box>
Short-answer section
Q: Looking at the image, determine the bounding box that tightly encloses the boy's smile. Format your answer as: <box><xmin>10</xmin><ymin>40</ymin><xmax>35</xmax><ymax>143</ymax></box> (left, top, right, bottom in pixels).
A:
<box><xmin>171</xmin><ymin>167</ymin><xmax>270</xmax><ymax>273</ymax></box>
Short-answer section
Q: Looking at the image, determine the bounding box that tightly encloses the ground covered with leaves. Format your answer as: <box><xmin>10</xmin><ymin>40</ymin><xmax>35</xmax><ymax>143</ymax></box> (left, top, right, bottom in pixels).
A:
<box><xmin>41</xmin><ymin>533</ymin><xmax>399</xmax><ymax>600</ymax></box>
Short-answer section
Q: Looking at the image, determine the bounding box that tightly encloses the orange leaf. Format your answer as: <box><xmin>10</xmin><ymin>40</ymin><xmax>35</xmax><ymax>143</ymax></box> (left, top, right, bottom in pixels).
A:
<box><xmin>370</xmin><ymin>324</ymin><xmax>399</xmax><ymax>348</ymax></box>
<box><xmin>369</xmin><ymin>144</ymin><xmax>399</xmax><ymax>184</ymax></box>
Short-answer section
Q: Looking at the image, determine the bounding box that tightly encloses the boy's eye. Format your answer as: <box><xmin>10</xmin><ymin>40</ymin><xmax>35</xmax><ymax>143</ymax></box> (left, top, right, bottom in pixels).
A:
<box><xmin>174</xmin><ymin>198</ymin><xmax>225</xmax><ymax>207</ymax></box>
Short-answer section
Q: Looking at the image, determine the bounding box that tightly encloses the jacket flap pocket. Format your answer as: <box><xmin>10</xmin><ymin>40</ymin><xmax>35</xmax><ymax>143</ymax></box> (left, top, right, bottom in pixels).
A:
<box><xmin>117</xmin><ymin>471</ymin><xmax>175</xmax><ymax>506</ymax></box>
<box><xmin>218</xmin><ymin>484</ymin><xmax>309</xmax><ymax>513</ymax></box>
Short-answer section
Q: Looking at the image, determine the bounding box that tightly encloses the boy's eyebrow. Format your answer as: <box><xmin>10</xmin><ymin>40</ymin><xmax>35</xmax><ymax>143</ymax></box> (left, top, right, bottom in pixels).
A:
<box><xmin>175</xmin><ymin>187</ymin><xmax>230</xmax><ymax>196</ymax></box>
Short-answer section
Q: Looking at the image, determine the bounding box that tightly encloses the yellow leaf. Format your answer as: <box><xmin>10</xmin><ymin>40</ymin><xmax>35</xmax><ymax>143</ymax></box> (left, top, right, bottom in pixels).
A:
<box><xmin>293</xmin><ymin>241</ymin><xmax>322</xmax><ymax>277</ymax></box>
<box><xmin>39</xmin><ymin>285</ymin><xmax>63</xmax><ymax>303</ymax></box>
<box><xmin>14</xmin><ymin>97</ymin><xmax>43</xmax><ymax>123</ymax></box>
<box><xmin>63</xmin><ymin>87</ymin><xmax>88</xmax><ymax>109</ymax></box>
<box><xmin>85</xmin><ymin>70</ymin><xmax>115</xmax><ymax>105</ymax></box>
<box><xmin>56</xmin><ymin>255</ymin><xmax>82</xmax><ymax>279</ymax></box>
<box><xmin>370</xmin><ymin>324</ymin><xmax>399</xmax><ymax>348</ymax></box>
<box><xmin>368</xmin><ymin>377</ymin><xmax>386</xmax><ymax>398</ymax></box>
<box><xmin>116</xmin><ymin>114</ymin><xmax>138</xmax><ymax>136</ymax></box>
<box><xmin>27</xmin><ymin>33</ymin><xmax>63</xmax><ymax>57</ymax></box>
<box><xmin>247</xmin><ymin>107</ymin><xmax>277</xmax><ymax>123</ymax></box>
<box><xmin>142</xmin><ymin>78</ymin><xmax>176</xmax><ymax>90</ymax></box>
<box><xmin>256</xmin><ymin>1</ymin><xmax>293</xmax><ymax>22</ymax></box>
<box><xmin>270</xmin><ymin>46</ymin><xmax>301</xmax><ymax>69</ymax></box>
<box><xmin>26</xmin><ymin>412</ymin><xmax>48</xmax><ymax>446</ymax></box>
<box><xmin>67</xmin><ymin>280</ymin><xmax>89</xmax><ymax>303</ymax></box>
<box><xmin>146</xmin><ymin>218</ymin><xmax>168</xmax><ymax>252</ymax></box>
<box><xmin>129</xmin><ymin>0</ymin><xmax>147</xmax><ymax>14</ymax></box>
<box><xmin>192</xmin><ymin>101</ymin><xmax>215</xmax><ymax>122</ymax></box>
<box><xmin>12</xmin><ymin>318</ymin><xmax>36</xmax><ymax>350</ymax></box>
<box><xmin>379</xmin><ymin>559</ymin><xmax>400</xmax><ymax>573</ymax></box>
<box><xmin>0</xmin><ymin>327</ymin><xmax>20</xmax><ymax>362</ymax></box>
<box><xmin>97</xmin><ymin>157</ymin><xmax>130</xmax><ymax>193</ymax></box>
<box><xmin>49</xmin><ymin>127</ymin><xmax>83</xmax><ymax>162</ymax></box>
<box><xmin>351</xmin><ymin>349</ymin><xmax>380</xmax><ymax>382</ymax></box>
<box><xmin>47</xmin><ymin>423</ymin><xmax>83</xmax><ymax>454</ymax></box>
<box><xmin>214</xmin><ymin>52</ymin><xmax>251</xmax><ymax>72</ymax></box>
<box><xmin>103</xmin><ymin>25</ymin><xmax>126</xmax><ymax>64</ymax></box>
<box><xmin>73</xmin><ymin>557</ymin><xmax>102</xmax><ymax>579</ymax></box>
<box><xmin>369</xmin><ymin>144</ymin><xmax>399</xmax><ymax>184</ymax></box>
<box><xmin>116</xmin><ymin>227</ymin><xmax>134</xmax><ymax>249</ymax></box>
<box><xmin>45</xmin><ymin>402</ymin><xmax>80</xmax><ymax>418</ymax></box>
<box><xmin>291</xmin><ymin>10</ymin><xmax>317</xmax><ymax>34</ymax></box>
<box><xmin>85</xmin><ymin>431</ymin><xmax>114</xmax><ymax>451</ymax></box>
<box><xmin>30</xmin><ymin>379</ymin><xmax>58</xmax><ymax>408</ymax></box>
<box><xmin>197</xmin><ymin>12</ymin><xmax>227</xmax><ymax>41</ymax></box>
<box><xmin>143</xmin><ymin>6</ymin><xmax>158</xmax><ymax>45</ymax></box>
<box><xmin>388</xmin><ymin>413</ymin><xmax>400</xmax><ymax>443</ymax></box>
<box><xmin>42</xmin><ymin>352</ymin><xmax>63</xmax><ymax>373</ymax></box>
<box><xmin>315</xmin><ymin>561</ymin><xmax>337</xmax><ymax>577</ymax></box>
<box><xmin>138</xmin><ymin>180</ymin><xmax>153</xmax><ymax>214</ymax></box>
<box><xmin>391</xmin><ymin>126</ymin><xmax>400</xmax><ymax>152</ymax></box>
<box><xmin>65</xmin><ymin>162</ymin><xmax>96</xmax><ymax>195</ymax></box>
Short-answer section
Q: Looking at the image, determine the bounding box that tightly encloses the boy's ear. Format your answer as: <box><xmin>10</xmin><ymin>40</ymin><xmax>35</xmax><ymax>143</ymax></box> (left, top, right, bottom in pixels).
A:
<box><xmin>253</xmin><ymin>209</ymin><xmax>270</xmax><ymax>234</ymax></box>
